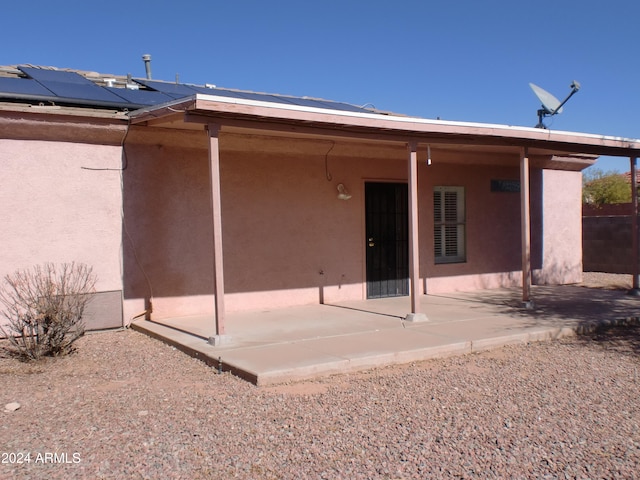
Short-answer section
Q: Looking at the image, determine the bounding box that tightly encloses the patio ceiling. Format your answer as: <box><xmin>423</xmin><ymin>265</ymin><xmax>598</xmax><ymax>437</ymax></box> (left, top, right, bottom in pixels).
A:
<box><xmin>129</xmin><ymin>93</ymin><xmax>640</xmax><ymax>160</ymax></box>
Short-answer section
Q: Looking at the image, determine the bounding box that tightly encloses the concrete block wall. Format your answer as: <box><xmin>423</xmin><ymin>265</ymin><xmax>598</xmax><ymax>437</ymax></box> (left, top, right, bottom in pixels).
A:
<box><xmin>582</xmin><ymin>215</ymin><xmax>637</xmax><ymax>273</ymax></box>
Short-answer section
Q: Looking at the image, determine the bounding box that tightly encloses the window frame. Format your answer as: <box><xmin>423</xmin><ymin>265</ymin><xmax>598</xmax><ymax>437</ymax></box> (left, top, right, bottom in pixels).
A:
<box><xmin>433</xmin><ymin>186</ymin><xmax>466</xmax><ymax>264</ymax></box>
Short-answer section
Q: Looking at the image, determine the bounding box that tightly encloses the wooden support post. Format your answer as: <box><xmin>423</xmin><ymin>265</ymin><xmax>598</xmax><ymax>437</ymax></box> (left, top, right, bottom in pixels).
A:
<box><xmin>406</xmin><ymin>141</ymin><xmax>427</xmax><ymax>321</ymax></box>
<box><xmin>520</xmin><ymin>147</ymin><xmax>533</xmax><ymax>307</ymax></box>
<box><xmin>207</xmin><ymin>123</ymin><xmax>226</xmax><ymax>337</ymax></box>
<box><xmin>629</xmin><ymin>156</ymin><xmax>639</xmax><ymax>295</ymax></box>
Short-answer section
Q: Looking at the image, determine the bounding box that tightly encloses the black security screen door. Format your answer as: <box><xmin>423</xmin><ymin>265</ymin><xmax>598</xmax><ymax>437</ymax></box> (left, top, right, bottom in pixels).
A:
<box><xmin>365</xmin><ymin>182</ymin><xmax>409</xmax><ymax>298</ymax></box>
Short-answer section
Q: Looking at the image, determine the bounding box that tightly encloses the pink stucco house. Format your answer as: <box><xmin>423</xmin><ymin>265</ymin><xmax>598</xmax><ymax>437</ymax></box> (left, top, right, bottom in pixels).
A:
<box><xmin>1</xmin><ymin>65</ymin><xmax>639</xmax><ymax>338</ymax></box>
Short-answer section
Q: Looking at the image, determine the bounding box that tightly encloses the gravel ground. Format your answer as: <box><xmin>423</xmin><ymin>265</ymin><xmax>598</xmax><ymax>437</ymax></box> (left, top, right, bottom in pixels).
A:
<box><xmin>579</xmin><ymin>272</ymin><xmax>633</xmax><ymax>291</ymax></box>
<box><xmin>1</xmin><ymin>279</ymin><xmax>639</xmax><ymax>479</ymax></box>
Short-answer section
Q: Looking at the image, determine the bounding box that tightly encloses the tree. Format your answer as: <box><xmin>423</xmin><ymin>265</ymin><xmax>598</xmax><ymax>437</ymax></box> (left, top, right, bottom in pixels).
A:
<box><xmin>582</xmin><ymin>168</ymin><xmax>631</xmax><ymax>206</ymax></box>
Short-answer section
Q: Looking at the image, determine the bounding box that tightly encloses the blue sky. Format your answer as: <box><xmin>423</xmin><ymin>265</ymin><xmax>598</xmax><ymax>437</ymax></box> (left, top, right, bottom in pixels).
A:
<box><xmin>5</xmin><ymin>0</ymin><xmax>638</xmax><ymax>172</ymax></box>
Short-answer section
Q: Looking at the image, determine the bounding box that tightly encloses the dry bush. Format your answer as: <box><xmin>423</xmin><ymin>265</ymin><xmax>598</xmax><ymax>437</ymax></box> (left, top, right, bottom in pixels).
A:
<box><xmin>0</xmin><ymin>263</ymin><xmax>96</xmax><ymax>360</ymax></box>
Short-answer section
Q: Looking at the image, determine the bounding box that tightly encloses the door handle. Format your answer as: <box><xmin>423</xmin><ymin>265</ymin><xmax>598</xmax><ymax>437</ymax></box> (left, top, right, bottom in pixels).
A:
<box><xmin>368</xmin><ymin>237</ymin><xmax>375</xmax><ymax>247</ymax></box>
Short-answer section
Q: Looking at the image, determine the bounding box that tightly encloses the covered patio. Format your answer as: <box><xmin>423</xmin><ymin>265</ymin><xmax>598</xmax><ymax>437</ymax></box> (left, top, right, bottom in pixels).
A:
<box><xmin>132</xmin><ymin>285</ymin><xmax>640</xmax><ymax>385</ymax></box>
<box><xmin>127</xmin><ymin>93</ymin><xmax>640</xmax><ymax>341</ymax></box>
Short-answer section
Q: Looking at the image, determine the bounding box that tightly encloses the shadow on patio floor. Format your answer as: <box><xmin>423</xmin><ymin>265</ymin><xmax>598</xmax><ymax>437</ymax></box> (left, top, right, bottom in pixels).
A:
<box><xmin>576</xmin><ymin>322</ymin><xmax>640</xmax><ymax>357</ymax></box>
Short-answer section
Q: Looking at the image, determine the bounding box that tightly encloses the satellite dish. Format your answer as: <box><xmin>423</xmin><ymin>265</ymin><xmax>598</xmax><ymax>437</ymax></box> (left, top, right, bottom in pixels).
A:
<box><xmin>529</xmin><ymin>81</ymin><xmax>581</xmax><ymax>128</ymax></box>
<box><xmin>530</xmin><ymin>83</ymin><xmax>564</xmax><ymax>114</ymax></box>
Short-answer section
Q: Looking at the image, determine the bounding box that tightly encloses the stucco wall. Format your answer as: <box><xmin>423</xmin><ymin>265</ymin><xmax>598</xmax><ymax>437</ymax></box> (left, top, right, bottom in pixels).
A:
<box><xmin>421</xmin><ymin>163</ymin><xmax>525</xmax><ymax>293</ymax></box>
<box><xmin>533</xmin><ymin>169</ymin><xmax>583</xmax><ymax>284</ymax></box>
<box><xmin>0</xmin><ymin>138</ymin><xmax>124</xmax><ymax>329</ymax></box>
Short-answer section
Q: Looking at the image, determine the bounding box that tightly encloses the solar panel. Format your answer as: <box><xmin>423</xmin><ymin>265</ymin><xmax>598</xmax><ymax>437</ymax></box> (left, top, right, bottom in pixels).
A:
<box><xmin>133</xmin><ymin>79</ymin><xmax>199</xmax><ymax>98</ymax></box>
<box><xmin>0</xmin><ymin>77</ymin><xmax>55</xmax><ymax>97</ymax></box>
<box><xmin>19</xmin><ymin>67</ymin><xmax>94</xmax><ymax>84</ymax></box>
<box><xmin>289</xmin><ymin>97</ymin><xmax>372</xmax><ymax>113</ymax></box>
<box><xmin>45</xmin><ymin>81</ymin><xmax>126</xmax><ymax>103</ymax></box>
<box><xmin>232</xmin><ymin>91</ymin><xmax>302</xmax><ymax>106</ymax></box>
<box><xmin>187</xmin><ymin>85</ymin><xmax>256</xmax><ymax>100</ymax></box>
<box><xmin>190</xmin><ymin>86</ymin><xmax>371</xmax><ymax>112</ymax></box>
<box><xmin>135</xmin><ymin>78</ymin><xmax>373</xmax><ymax>113</ymax></box>
<box><xmin>188</xmin><ymin>86</ymin><xmax>305</xmax><ymax>108</ymax></box>
<box><xmin>106</xmin><ymin>87</ymin><xmax>173</xmax><ymax>107</ymax></box>
<box><xmin>18</xmin><ymin>67</ymin><xmax>127</xmax><ymax>104</ymax></box>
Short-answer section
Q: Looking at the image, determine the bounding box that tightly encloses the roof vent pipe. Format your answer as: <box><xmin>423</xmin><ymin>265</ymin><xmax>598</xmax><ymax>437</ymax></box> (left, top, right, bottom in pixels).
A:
<box><xmin>142</xmin><ymin>54</ymin><xmax>152</xmax><ymax>79</ymax></box>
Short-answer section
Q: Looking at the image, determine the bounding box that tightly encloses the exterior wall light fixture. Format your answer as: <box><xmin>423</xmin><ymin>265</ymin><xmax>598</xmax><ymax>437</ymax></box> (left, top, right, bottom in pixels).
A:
<box><xmin>337</xmin><ymin>183</ymin><xmax>352</xmax><ymax>200</ymax></box>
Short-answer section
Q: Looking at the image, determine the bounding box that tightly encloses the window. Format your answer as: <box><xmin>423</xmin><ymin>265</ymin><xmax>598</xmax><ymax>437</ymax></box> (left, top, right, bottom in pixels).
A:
<box><xmin>434</xmin><ymin>186</ymin><xmax>465</xmax><ymax>263</ymax></box>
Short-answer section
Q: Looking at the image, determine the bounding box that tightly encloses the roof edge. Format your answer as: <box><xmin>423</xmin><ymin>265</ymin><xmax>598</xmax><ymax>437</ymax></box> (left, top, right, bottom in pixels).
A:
<box><xmin>129</xmin><ymin>94</ymin><xmax>640</xmax><ymax>158</ymax></box>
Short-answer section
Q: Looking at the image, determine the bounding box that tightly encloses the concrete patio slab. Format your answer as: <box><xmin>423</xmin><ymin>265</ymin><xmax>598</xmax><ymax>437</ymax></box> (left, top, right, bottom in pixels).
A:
<box><xmin>131</xmin><ymin>285</ymin><xmax>640</xmax><ymax>386</ymax></box>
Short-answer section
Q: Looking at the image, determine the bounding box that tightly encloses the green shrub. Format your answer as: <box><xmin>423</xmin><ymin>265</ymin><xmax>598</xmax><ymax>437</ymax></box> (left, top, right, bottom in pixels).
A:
<box><xmin>0</xmin><ymin>263</ymin><xmax>96</xmax><ymax>360</ymax></box>
<box><xmin>582</xmin><ymin>169</ymin><xmax>631</xmax><ymax>206</ymax></box>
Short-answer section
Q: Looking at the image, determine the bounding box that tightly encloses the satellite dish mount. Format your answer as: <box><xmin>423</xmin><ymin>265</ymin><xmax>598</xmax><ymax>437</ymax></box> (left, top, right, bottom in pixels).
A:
<box><xmin>530</xmin><ymin>81</ymin><xmax>580</xmax><ymax>128</ymax></box>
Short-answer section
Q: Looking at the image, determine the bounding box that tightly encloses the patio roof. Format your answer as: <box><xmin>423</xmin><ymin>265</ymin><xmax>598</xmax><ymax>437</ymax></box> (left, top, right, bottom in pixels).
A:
<box><xmin>129</xmin><ymin>93</ymin><xmax>640</xmax><ymax>159</ymax></box>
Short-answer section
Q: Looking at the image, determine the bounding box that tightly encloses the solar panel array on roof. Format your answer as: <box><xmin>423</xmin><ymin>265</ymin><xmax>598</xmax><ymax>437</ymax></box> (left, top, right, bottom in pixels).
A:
<box><xmin>105</xmin><ymin>87</ymin><xmax>174</xmax><ymax>106</ymax></box>
<box><xmin>135</xmin><ymin>79</ymin><xmax>278</xmax><ymax>104</ymax></box>
<box><xmin>190</xmin><ymin>86</ymin><xmax>257</xmax><ymax>100</ymax></box>
<box><xmin>132</xmin><ymin>79</ymin><xmax>200</xmax><ymax>98</ymax></box>
<box><xmin>286</xmin><ymin>97</ymin><xmax>372</xmax><ymax>113</ymax></box>
<box><xmin>19</xmin><ymin>67</ymin><xmax>94</xmax><ymax>84</ymax></box>
<box><xmin>0</xmin><ymin>77</ymin><xmax>56</xmax><ymax>99</ymax></box>
<box><xmin>189</xmin><ymin>84</ymin><xmax>299</xmax><ymax>105</ymax></box>
<box><xmin>0</xmin><ymin>65</ymin><xmax>379</xmax><ymax>115</ymax></box>
<box><xmin>19</xmin><ymin>67</ymin><xmax>127</xmax><ymax>105</ymax></box>
<box><xmin>134</xmin><ymin>78</ymin><xmax>375</xmax><ymax>113</ymax></box>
